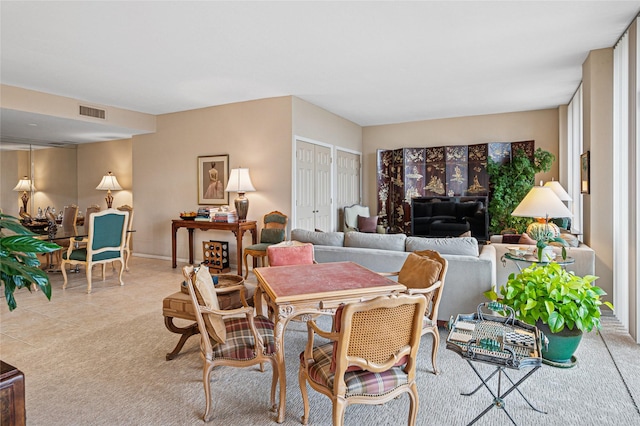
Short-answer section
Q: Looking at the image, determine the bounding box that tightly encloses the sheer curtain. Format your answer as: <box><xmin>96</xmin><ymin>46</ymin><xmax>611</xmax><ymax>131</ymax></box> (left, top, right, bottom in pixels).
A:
<box><xmin>612</xmin><ymin>19</ymin><xmax>640</xmax><ymax>342</ymax></box>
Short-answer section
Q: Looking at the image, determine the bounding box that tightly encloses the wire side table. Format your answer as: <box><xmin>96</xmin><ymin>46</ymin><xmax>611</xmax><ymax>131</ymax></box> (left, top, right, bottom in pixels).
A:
<box><xmin>447</xmin><ymin>302</ymin><xmax>548</xmax><ymax>425</ymax></box>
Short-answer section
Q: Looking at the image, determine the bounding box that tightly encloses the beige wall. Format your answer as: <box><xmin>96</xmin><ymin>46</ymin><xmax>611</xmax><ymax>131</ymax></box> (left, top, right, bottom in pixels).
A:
<box><xmin>77</xmin><ymin>139</ymin><xmax>133</xmax><ymax>212</ymax></box>
<box><xmin>582</xmin><ymin>48</ymin><xmax>614</xmax><ymax>297</ymax></box>
<box><xmin>361</xmin><ymin>109</ymin><xmax>560</xmax><ymax>211</ymax></box>
<box><xmin>292</xmin><ymin>97</ymin><xmax>362</xmax><ymax>151</ymax></box>
<box><xmin>32</xmin><ymin>147</ymin><xmax>77</xmax><ymax>212</ymax></box>
<box><xmin>132</xmin><ymin>96</ymin><xmax>293</xmax><ymax>265</ymax></box>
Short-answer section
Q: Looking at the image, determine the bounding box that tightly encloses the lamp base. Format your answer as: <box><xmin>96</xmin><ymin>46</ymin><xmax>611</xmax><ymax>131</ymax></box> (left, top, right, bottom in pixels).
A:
<box><xmin>105</xmin><ymin>190</ymin><xmax>114</xmax><ymax>209</ymax></box>
<box><xmin>234</xmin><ymin>193</ymin><xmax>249</xmax><ymax>222</ymax></box>
<box><xmin>526</xmin><ymin>221</ymin><xmax>560</xmax><ymax>240</ymax></box>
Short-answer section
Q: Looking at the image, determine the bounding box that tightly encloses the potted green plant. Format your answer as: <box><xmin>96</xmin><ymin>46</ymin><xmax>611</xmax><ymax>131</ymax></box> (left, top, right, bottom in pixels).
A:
<box><xmin>0</xmin><ymin>213</ymin><xmax>60</xmax><ymax>311</ymax></box>
<box><xmin>484</xmin><ymin>262</ymin><xmax>613</xmax><ymax>366</ymax></box>
<box><xmin>527</xmin><ymin>225</ymin><xmax>568</xmax><ymax>262</ymax></box>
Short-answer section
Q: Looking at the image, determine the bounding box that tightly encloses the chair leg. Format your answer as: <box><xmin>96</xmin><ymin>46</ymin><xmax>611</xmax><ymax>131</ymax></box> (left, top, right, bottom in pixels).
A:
<box><xmin>407</xmin><ymin>383</ymin><xmax>419</xmax><ymax>426</ymax></box>
<box><xmin>244</xmin><ymin>252</ymin><xmax>251</xmax><ymax>279</ymax></box>
<box><xmin>61</xmin><ymin>261</ymin><xmax>69</xmax><ymax>289</ymax></box>
<box><xmin>332</xmin><ymin>399</ymin><xmax>347</xmax><ymax>426</ymax></box>
<box><xmin>299</xmin><ymin>368</ymin><xmax>310</xmax><ymax>425</ymax></box>
<box><xmin>426</xmin><ymin>326</ymin><xmax>440</xmax><ymax>375</ymax></box>
<box><xmin>86</xmin><ymin>264</ymin><xmax>93</xmax><ymax>294</ymax></box>
<box><xmin>202</xmin><ymin>360</ymin><xmax>216</xmax><ymax>422</ymax></box>
<box><xmin>117</xmin><ymin>259</ymin><xmax>125</xmax><ymax>286</ymax></box>
<box><xmin>124</xmin><ymin>248</ymin><xmax>130</xmax><ymax>271</ymax></box>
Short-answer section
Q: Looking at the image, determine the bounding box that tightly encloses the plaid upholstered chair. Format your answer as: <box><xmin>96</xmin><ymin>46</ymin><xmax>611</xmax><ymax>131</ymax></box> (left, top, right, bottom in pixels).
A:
<box><xmin>60</xmin><ymin>209</ymin><xmax>128</xmax><ymax>293</ymax></box>
<box><xmin>182</xmin><ymin>265</ymin><xmax>279</xmax><ymax>422</ymax></box>
<box><xmin>380</xmin><ymin>250</ymin><xmax>448</xmax><ymax>374</ymax></box>
<box><xmin>243</xmin><ymin>210</ymin><xmax>288</xmax><ymax>278</ymax></box>
<box><xmin>299</xmin><ymin>294</ymin><xmax>426</xmax><ymax>426</ymax></box>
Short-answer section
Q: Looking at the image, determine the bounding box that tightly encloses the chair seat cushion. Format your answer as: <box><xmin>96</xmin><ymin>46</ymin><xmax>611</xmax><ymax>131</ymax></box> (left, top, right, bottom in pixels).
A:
<box><xmin>62</xmin><ymin>248</ymin><xmax>121</xmax><ymax>262</ymax></box>
<box><xmin>244</xmin><ymin>243</ymin><xmax>274</xmax><ymax>252</ymax></box>
<box><xmin>301</xmin><ymin>343</ymin><xmax>408</xmax><ymax>397</ymax></box>
<box><xmin>213</xmin><ymin>315</ymin><xmax>276</xmax><ymax>359</ymax></box>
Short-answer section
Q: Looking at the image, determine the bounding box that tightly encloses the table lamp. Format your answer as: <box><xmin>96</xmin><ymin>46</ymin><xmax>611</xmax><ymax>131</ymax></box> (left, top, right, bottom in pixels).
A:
<box><xmin>225</xmin><ymin>168</ymin><xmax>255</xmax><ymax>221</ymax></box>
<box><xmin>543</xmin><ymin>179</ymin><xmax>572</xmax><ymax>202</ymax></box>
<box><xmin>96</xmin><ymin>171</ymin><xmax>123</xmax><ymax>208</ymax></box>
<box><xmin>511</xmin><ymin>185</ymin><xmax>573</xmax><ymax>240</ymax></box>
<box><xmin>13</xmin><ymin>176</ymin><xmax>36</xmax><ymax>213</ymax></box>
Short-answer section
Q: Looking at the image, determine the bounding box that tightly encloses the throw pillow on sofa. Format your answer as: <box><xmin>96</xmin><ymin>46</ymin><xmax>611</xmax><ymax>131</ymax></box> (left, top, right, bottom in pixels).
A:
<box><xmin>357</xmin><ymin>215</ymin><xmax>378</xmax><ymax>233</ymax></box>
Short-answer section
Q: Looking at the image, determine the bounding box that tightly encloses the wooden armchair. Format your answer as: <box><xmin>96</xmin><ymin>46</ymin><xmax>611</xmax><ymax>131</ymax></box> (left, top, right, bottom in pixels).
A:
<box><xmin>61</xmin><ymin>209</ymin><xmax>128</xmax><ymax>293</ymax></box>
<box><xmin>380</xmin><ymin>250</ymin><xmax>448</xmax><ymax>374</ymax></box>
<box><xmin>182</xmin><ymin>265</ymin><xmax>280</xmax><ymax>422</ymax></box>
<box><xmin>243</xmin><ymin>210</ymin><xmax>288</xmax><ymax>278</ymax></box>
<box><xmin>299</xmin><ymin>294</ymin><xmax>426</xmax><ymax>426</ymax></box>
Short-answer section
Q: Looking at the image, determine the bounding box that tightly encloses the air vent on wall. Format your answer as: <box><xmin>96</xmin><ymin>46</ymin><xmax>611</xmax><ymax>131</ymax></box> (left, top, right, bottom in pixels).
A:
<box><xmin>79</xmin><ymin>105</ymin><xmax>106</xmax><ymax>120</ymax></box>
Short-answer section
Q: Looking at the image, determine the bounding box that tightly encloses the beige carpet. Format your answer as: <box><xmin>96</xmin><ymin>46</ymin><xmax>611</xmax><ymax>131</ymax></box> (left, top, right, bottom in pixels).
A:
<box><xmin>1</xmin><ymin>257</ymin><xmax>639</xmax><ymax>425</ymax></box>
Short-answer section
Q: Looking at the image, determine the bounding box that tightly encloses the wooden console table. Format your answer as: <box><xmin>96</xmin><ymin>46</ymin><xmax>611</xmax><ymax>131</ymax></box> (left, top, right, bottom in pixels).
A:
<box><xmin>171</xmin><ymin>220</ymin><xmax>257</xmax><ymax>275</ymax></box>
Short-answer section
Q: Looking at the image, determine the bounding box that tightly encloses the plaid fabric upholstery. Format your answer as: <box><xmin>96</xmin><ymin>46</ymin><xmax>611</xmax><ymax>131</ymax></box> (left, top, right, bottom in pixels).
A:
<box><xmin>211</xmin><ymin>315</ymin><xmax>276</xmax><ymax>360</ymax></box>
<box><xmin>301</xmin><ymin>343</ymin><xmax>409</xmax><ymax>397</ymax></box>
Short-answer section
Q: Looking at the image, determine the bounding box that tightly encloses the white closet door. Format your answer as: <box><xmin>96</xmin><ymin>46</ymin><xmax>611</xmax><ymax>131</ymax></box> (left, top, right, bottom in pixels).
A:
<box><xmin>295</xmin><ymin>140</ymin><xmax>333</xmax><ymax>231</ymax></box>
<box><xmin>336</xmin><ymin>150</ymin><xmax>361</xmax><ymax>230</ymax></box>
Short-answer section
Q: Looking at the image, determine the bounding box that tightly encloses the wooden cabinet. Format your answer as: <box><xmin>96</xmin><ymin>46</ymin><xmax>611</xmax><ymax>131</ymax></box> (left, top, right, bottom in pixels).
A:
<box><xmin>0</xmin><ymin>361</ymin><xmax>26</xmax><ymax>426</ymax></box>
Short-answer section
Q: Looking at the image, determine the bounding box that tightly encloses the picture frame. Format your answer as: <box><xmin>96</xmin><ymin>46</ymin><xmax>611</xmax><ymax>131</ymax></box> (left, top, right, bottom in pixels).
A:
<box><xmin>580</xmin><ymin>151</ymin><xmax>590</xmax><ymax>194</ymax></box>
<box><xmin>198</xmin><ymin>155</ymin><xmax>229</xmax><ymax>205</ymax></box>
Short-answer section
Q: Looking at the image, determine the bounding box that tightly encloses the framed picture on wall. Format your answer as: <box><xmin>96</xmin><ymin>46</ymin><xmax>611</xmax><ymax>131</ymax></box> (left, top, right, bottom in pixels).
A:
<box><xmin>580</xmin><ymin>151</ymin><xmax>590</xmax><ymax>194</ymax></box>
<box><xmin>198</xmin><ymin>154</ymin><xmax>229</xmax><ymax>205</ymax></box>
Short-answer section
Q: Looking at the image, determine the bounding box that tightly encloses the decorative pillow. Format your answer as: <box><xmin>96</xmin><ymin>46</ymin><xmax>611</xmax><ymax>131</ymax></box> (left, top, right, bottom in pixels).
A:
<box><xmin>261</xmin><ymin>228</ymin><xmax>285</xmax><ymax>244</ymax></box>
<box><xmin>559</xmin><ymin>231</ymin><xmax>580</xmax><ymax>247</ymax></box>
<box><xmin>398</xmin><ymin>252</ymin><xmax>442</xmax><ymax>290</ymax></box>
<box><xmin>194</xmin><ymin>266</ymin><xmax>226</xmax><ymax>343</ymax></box>
<box><xmin>459</xmin><ymin>230</ymin><xmax>471</xmax><ymax>237</ymax></box>
<box><xmin>357</xmin><ymin>215</ymin><xmax>378</xmax><ymax>233</ymax></box>
<box><xmin>518</xmin><ymin>233</ymin><xmax>537</xmax><ymax>245</ymax></box>
<box><xmin>501</xmin><ymin>234</ymin><xmax>522</xmax><ymax>244</ymax></box>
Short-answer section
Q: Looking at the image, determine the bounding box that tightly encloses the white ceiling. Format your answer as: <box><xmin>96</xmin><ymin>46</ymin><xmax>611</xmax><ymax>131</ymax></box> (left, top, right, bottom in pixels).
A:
<box><xmin>1</xmin><ymin>1</ymin><xmax>639</xmax><ymax>145</ymax></box>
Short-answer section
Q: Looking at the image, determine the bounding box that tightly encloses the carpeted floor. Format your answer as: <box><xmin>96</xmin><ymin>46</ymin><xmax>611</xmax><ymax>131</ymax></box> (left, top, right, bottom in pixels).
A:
<box><xmin>1</xmin><ymin>257</ymin><xmax>639</xmax><ymax>425</ymax></box>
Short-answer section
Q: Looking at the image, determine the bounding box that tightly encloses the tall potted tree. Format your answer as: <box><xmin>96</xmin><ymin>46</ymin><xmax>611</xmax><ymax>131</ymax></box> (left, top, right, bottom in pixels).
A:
<box><xmin>485</xmin><ymin>263</ymin><xmax>613</xmax><ymax>367</ymax></box>
<box><xmin>1</xmin><ymin>213</ymin><xmax>60</xmax><ymax>311</ymax></box>
<box><xmin>487</xmin><ymin>147</ymin><xmax>554</xmax><ymax>234</ymax></box>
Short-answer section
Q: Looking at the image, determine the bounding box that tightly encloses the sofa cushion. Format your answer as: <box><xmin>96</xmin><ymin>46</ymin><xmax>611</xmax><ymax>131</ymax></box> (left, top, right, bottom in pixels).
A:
<box><xmin>357</xmin><ymin>215</ymin><xmax>378</xmax><ymax>233</ymax></box>
<box><xmin>455</xmin><ymin>201</ymin><xmax>481</xmax><ymax>219</ymax></box>
<box><xmin>344</xmin><ymin>232</ymin><xmax>406</xmax><ymax>252</ymax></box>
<box><xmin>291</xmin><ymin>229</ymin><xmax>344</xmax><ymax>247</ymax></box>
<box><xmin>431</xmin><ymin>202</ymin><xmax>456</xmax><ymax>217</ymax></box>
<box><xmin>405</xmin><ymin>236</ymin><xmax>479</xmax><ymax>257</ymax></box>
<box><xmin>413</xmin><ymin>202</ymin><xmax>433</xmax><ymax>217</ymax></box>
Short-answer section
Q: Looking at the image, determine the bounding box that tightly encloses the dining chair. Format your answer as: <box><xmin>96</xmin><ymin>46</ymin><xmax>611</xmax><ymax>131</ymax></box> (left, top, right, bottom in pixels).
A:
<box><xmin>116</xmin><ymin>205</ymin><xmax>134</xmax><ymax>271</ymax></box>
<box><xmin>62</xmin><ymin>204</ymin><xmax>79</xmax><ymax>228</ymax></box>
<box><xmin>299</xmin><ymin>293</ymin><xmax>426</xmax><ymax>426</ymax></box>
<box><xmin>85</xmin><ymin>204</ymin><xmax>101</xmax><ymax>222</ymax></box>
<box><xmin>243</xmin><ymin>210</ymin><xmax>288</xmax><ymax>278</ymax></box>
<box><xmin>60</xmin><ymin>209</ymin><xmax>129</xmax><ymax>293</ymax></box>
<box><xmin>379</xmin><ymin>250</ymin><xmax>448</xmax><ymax>374</ymax></box>
<box><xmin>182</xmin><ymin>265</ymin><xmax>280</xmax><ymax>422</ymax></box>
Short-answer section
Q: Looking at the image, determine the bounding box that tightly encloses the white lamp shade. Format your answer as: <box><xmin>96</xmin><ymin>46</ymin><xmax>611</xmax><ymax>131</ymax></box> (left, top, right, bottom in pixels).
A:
<box><xmin>96</xmin><ymin>172</ymin><xmax>123</xmax><ymax>191</ymax></box>
<box><xmin>225</xmin><ymin>168</ymin><xmax>255</xmax><ymax>193</ymax></box>
<box><xmin>13</xmin><ymin>177</ymin><xmax>36</xmax><ymax>192</ymax></box>
<box><xmin>544</xmin><ymin>180</ymin><xmax>572</xmax><ymax>201</ymax></box>
<box><xmin>512</xmin><ymin>186</ymin><xmax>573</xmax><ymax>219</ymax></box>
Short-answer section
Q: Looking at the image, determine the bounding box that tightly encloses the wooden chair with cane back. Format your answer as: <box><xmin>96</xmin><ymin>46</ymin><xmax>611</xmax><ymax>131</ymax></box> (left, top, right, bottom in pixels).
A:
<box><xmin>298</xmin><ymin>293</ymin><xmax>426</xmax><ymax>426</ymax></box>
<box><xmin>243</xmin><ymin>210</ymin><xmax>288</xmax><ymax>278</ymax></box>
<box><xmin>379</xmin><ymin>250</ymin><xmax>448</xmax><ymax>374</ymax></box>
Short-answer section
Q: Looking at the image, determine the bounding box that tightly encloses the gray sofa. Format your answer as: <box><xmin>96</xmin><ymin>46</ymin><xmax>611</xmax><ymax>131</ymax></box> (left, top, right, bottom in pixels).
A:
<box><xmin>291</xmin><ymin>229</ymin><xmax>497</xmax><ymax>322</ymax></box>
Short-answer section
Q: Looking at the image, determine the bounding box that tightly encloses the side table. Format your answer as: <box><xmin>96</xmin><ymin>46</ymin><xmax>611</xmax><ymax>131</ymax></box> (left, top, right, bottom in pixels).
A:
<box><xmin>447</xmin><ymin>302</ymin><xmax>547</xmax><ymax>425</ymax></box>
<box><xmin>502</xmin><ymin>252</ymin><xmax>574</xmax><ymax>272</ymax></box>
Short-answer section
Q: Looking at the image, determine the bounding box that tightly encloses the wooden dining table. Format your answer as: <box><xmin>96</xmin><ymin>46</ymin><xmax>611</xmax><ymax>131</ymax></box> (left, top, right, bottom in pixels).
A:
<box><xmin>253</xmin><ymin>261</ymin><xmax>406</xmax><ymax>423</ymax></box>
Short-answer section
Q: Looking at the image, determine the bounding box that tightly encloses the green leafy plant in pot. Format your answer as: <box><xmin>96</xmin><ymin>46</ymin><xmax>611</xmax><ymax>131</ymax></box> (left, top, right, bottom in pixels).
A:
<box><xmin>1</xmin><ymin>213</ymin><xmax>60</xmax><ymax>311</ymax></box>
<box><xmin>485</xmin><ymin>263</ymin><xmax>613</xmax><ymax>367</ymax></box>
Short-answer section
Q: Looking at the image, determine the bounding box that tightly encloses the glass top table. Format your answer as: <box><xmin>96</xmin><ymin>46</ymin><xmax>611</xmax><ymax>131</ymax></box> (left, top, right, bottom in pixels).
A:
<box><xmin>503</xmin><ymin>252</ymin><xmax>575</xmax><ymax>269</ymax></box>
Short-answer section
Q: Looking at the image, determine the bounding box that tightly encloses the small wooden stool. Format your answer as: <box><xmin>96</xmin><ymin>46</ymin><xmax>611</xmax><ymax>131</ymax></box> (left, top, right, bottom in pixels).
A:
<box><xmin>162</xmin><ymin>274</ymin><xmax>246</xmax><ymax>360</ymax></box>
